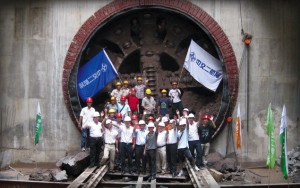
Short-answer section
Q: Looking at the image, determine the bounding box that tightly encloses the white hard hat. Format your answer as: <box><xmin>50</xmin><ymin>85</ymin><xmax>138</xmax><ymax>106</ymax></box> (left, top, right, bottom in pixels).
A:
<box><xmin>179</xmin><ymin>118</ymin><xmax>187</xmax><ymax>126</ymax></box>
<box><xmin>124</xmin><ymin>116</ymin><xmax>131</xmax><ymax>122</ymax></box>
<box><xmin>147</xmin><ymin>122</ymin><xmax>155</xmax><ymax>128</ymax></box>
<box><xmin>162</xmin><ymin>116</ymin><xmax>168</xmax><ymax>123</ymax></box>
<box><xmin>158</xmin><ymin>122</ymin><xmax>165</xmax><ymax>127</ymax></box>
<box><xmin>138</xmin><ymin>120</ymin><xmax>146</xmax><ymax>125</ymax></box>
<box><xmin>170</xmin><ymin>119</ymin><xmax>175</xmax><ymax>124</ymax></box>
<box><xmin>183</xmin><ymin>108</ymin><xmax>189</xmax><ymax>112</ymax></box>
<box><xmin>93</xmin><ymin>112</ymin><xmax>100</xmax><ymax>117</ymax></box>
<box><xmin>188</xmin><ymin>113</ymin><xmax>195</xmax><ymax>118</ymax></box>
<box><xmin>106</xmin><ymin>119</ymin><xmax>112</xmax><ymax>124</ymax></box>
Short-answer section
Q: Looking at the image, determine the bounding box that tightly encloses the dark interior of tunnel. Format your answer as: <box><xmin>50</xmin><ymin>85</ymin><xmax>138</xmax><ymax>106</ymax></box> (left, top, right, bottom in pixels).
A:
<box><xmin>119</xmin><ymin>50</ymin><xmax>141</xmax><ymax>74</ymax></box>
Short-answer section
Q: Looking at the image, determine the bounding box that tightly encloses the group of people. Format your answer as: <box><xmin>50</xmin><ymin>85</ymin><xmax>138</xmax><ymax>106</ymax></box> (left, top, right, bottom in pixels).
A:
<box><xmin>77</xmin><ymin>76</ymin><xmax>216</xmax><ymax>181</ymax></box>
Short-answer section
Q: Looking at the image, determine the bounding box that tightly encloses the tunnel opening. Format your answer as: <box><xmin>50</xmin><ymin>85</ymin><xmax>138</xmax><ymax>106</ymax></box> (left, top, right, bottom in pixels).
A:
<box><xmin>64</xmin><ymin>1</ymin><xmax>238</xmax><ymax>141</ymax></box>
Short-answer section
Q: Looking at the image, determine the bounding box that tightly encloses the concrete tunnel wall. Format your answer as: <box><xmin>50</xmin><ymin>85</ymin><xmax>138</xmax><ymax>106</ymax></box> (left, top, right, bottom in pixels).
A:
<box><xmin>0</xmin><ymin>0</ymin><xmax>299</xmax><ymax>167</ymax></box>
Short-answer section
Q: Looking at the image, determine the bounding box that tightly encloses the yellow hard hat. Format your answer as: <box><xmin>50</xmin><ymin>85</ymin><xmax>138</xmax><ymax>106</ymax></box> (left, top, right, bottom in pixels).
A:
<box><xmin>161</xmin><ymin>89</ymin><xmax>167</xmax><ymax>93</ymax></box>
<box><xmin>123</xmin><ymin>80</ymin><xmax>129</xmax><ymax>85</ymax></box>
<box><xmin>116</xmin><ymin>82</ymin><xmax>122</xmax><ymax>86</ymax></box>
<box><xmin>145</xmin><ymin>88</ymin><xmax>151</xmax><ymax>95</ymax></box>
<box><xmin>110</xmin><ymin>96</ymin><xmax>116</xmax><ymax>101</ymax></box>
<box><xmin>108</xmin><ymin>108</ymin><xmax>115</xmax><ymax>113</ymax></box>
<box><xmin>137</xmin><ymin>76</ymin><xmax>142</xmax><ymax>81</ymax></box>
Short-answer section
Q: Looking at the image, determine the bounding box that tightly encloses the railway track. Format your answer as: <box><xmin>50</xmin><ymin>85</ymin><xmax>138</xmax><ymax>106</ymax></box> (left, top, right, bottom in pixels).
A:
<box><xmin>1</xmin><ymin>162</ymin><xmax>300</xmax><ymax>188</ymax></box>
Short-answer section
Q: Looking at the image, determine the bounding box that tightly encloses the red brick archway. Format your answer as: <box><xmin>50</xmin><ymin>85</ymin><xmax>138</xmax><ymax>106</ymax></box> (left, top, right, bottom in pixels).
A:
<box><xmin>62</xmin><ymin>0</ymin><xmax>238</xmax><ymax>133</ymax></box>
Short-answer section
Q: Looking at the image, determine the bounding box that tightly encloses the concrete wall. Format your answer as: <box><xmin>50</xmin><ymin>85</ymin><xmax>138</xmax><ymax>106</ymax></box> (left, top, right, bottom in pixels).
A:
<box><xmin>0</xmin><ymin>0</ymin><xmax>299</xmax><ymax>166</ymax></box>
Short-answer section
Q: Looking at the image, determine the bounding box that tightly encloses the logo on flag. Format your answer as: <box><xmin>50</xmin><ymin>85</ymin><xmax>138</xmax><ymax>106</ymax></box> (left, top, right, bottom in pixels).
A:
<box><xmin>77</xmin><ymin>49</ymin><xmax>118</xmax><ymax>101</ymax></box>
<box><xmin>184</xmin><ymin>40</ymin><xmax>223</xmax><ymax>92</ymax></box>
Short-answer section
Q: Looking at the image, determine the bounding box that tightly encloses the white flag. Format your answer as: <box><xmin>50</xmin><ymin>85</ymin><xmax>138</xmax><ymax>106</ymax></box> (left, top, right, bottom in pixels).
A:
<box><xmin>184</xmin><ymin>40</ymin><xmax>223</xmax><ymax>92</ymax></box>
<box><xmin>280</xmin><ymin>105</ymin><xmax>288</xmax><ymax>179</ymax></box>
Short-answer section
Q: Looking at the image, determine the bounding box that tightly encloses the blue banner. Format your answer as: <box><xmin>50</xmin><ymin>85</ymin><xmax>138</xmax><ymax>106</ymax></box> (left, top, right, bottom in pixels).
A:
<box><xmin>77</xmin><ymin>49</ymin><xmax>118</xmax><ymax>101</ymax></box>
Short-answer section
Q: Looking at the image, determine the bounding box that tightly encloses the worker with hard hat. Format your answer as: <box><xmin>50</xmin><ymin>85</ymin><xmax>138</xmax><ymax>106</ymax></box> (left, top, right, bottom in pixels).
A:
<box><xmin>143</xmin><ymin>122</ymin><xmax>157</xmax><ymax>181</ymax></box>
<box><xmin>106</xmin><ymin>96</ymin><xmax>118</xmax><ymax>114</ymax></box>
<box><xmin>78</xmin><ymin>97</ymin><xmax>95</xmax><ymax>152</ymax></box>
<box><xmin>121</xmin><ymin>80</ymin><xmax>130</xmax><ymax>98</ymax></box>
<box><xmin>127</xmin><ymin>88</ymin><xmax>139</xmax><ymax>114</ymax></box>
<box><xmin>134</xmin><ymin>76</ymin><xmax>146</xmax><ymax>115</ymax></box>
<box><xmin>117</xmin><ymin>96</ymin><xmax>131</xmax><ymax>119</ymax></box>
<box><xmin>158</xmin><ymin>89</ymin><xmax>172</xmax><ymax>117</ymax></box>
<box><xmin>177</xmin><ymin>118</ymin><xmax>198</xmax><ymax>176</ymax></box>
<box><xmin>81</xmin><ymin>111</ymin><xmax>103</xmax><ymax>167</ymax></box>
<box><xmin>156</xmin><ymin>121</ymin><xmax>168</xmax><ymax>175</ymax></box>
<box><xmin>198</xmin><ymin>113</ymin><xmax>216</xmax><ymax>165</ymax></box>
<box><xmin>116</xmin><ymin>116</ymin><xmax>136</xmax><ymax>175</ymax></box>
<box><xmin>99</xmin><ymin>118</ymin><xmax>119</xmax><ymax>172</ymax></box>
<box><xmin>169</xmin><ymin>81</ymin><xmax>184</xmax><ymax>117</ymax></box>
<box><xmin>187</xmin><ymin>113</ymin><xmax>204</xmax><ymax>171</ymax></box>
<box><xmin>134</xmin><ymin>120</ymin><xmax>148</xmax><ymax>175</ymax></box>
<box><xmin>142</xmin><ymin>88</ymin><xmax>156</xmax><ymax>119</ymax></box>
<box><xmin>167</xmin><ymin>117</ymin><xmax>178</xmax><ymax>177</ymax></box>
<box><xmin>111</xmin><ymin>81</ymin><xmax>123</xmax><ymax>103</ymax></box>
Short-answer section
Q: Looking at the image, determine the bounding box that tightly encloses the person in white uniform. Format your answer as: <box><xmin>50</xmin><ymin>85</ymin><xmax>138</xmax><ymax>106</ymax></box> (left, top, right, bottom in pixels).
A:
<box><xmin>82</xmin><ymin>111</ymin><xmax>103</xmax><ymax>167</ymax></box>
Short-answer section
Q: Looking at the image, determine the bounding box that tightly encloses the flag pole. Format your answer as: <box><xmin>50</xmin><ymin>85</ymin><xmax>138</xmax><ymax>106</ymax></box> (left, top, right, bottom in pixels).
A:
<box><xmin>177</xmin><ymin>66</ymin><xmax>185</xmax><ymax>88</ymax></box>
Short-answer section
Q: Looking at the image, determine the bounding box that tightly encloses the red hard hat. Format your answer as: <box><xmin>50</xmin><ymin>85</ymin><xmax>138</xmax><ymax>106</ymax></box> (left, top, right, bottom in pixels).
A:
<box><xmin>131</xmin><ymin>115</ymin><xmax>138</xmax><ymax>121</ymax></box>
<box><xmin>116</xmin><ymin>112</ymin><xmax>122</xmax><ymax>118</ymax></box>
<box><xmin>120</xmin><ymin>96</ymin><xmax>126</xmax><ymax>101</ymax></box>
<box><xmin>202</xmin><ymin>114</ymin><xmax>210</xmax><ymax>120</ymax></box>
<box><xmin>148</xmin><ymin>116</ymin><xmax>154</xmax><ymax>121</ymax></box>
<box><xmin>86</xmin><ymin>97</ymin><xmax>93</xmax><ymax>103</ymax></box>
<box><xmin>130</xmin><ymin>88</ymin><xmax>136</xmax><ymax>92</ymax></box>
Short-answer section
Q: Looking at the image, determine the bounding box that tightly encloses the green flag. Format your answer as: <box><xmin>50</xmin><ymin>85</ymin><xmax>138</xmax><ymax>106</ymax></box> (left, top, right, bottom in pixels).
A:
<box><xmin>35</xmin><ymin>102</ymin><xmax>42</xmax><ymax>145</ymax></box>
<box><xmin>266</xmin><ymin>103</ymin><xmax>276</xmax><ymax>169</ymax></box>
<box><xmin>280</xmin><ymin>105</ymin><xmax>288</xmax><ymax>179</ymax></box>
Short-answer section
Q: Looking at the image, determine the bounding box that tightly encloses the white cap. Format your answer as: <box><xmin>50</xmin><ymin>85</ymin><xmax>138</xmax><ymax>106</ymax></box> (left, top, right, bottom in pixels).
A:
<box><xmin>147</xmin><ymin>122</ymin><xmax>155</xmax><ymax>128</ymax></box>
<box><xmin>124</xmin><ymin>116</ymin><xmax>131</xmax><ymax>122</ymax></box>
<box><xmin>162</xmin><ymin>116</ymin><xmax>168</xmax><ymax>123</ymax></box>
<box><xmin>183</xmin><ymin>108</ymin><xmax>189</xmax><ymax>112</ymax></box>
<box><xmin>138</xmin><ymin>120</ymin><xmax>146</xmax><ymax>125</ymax></box>
<box><xmin>188</xmin><ymin>113</ymin><xmax>195</xmax><ymax>118</ymax></box>
<box><xmin>158</xmin><ymin>122</ymin><xmax>165</xmax><ymax>127</ymax></box>
<box><xmin>179</xmin><ymin>118</ymin><xmax>187</xmax><ymax>125</ymax></box>
<box><xmin>93</xmin><ymin>112</ymin><xmax>100</xmax><ymax>117</ymax></box>
<box><xmin>106</xmin><ymin>119</ymin><xmax>112</xmax><ymax>124</ymax></box>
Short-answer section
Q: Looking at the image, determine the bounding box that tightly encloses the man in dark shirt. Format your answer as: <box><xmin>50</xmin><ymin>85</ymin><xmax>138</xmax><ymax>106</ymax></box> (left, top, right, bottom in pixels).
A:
<box><xmin>198</xmin><ymin>113</ymin><xmax>216</xmax><ymax>165</ymax></box>
<box><xmin>144</xmin><ymin>122</ymin><xmax>157</xmax><ymax>181</ymax></box>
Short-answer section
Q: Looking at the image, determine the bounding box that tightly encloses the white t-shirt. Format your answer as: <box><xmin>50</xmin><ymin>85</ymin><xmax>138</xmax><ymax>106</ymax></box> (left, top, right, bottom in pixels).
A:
<box><xmin>136</xmin><ymin>129</ymin><xmax>149</xmax><ymax>145</ymax></box>
<box><xmin>88</xmin><ymin>121</ymin><xmax>103</xmax><ymax>138</ymax></box>
<box><xmin>119</xmin><ymin>126</ymin><xmax>134</xmax><ymax>143</ymax></box>
<box><xmin>188</xmin><ymin>121</ymin><xmax>199</xmax><ymax>141</ymax></box>
<box><xmin>169</xmin><ymin>89</ymin><xmax>181</xmax><ymax>103</ymax></box>
<box><xmin>111</xmin><ymin>89</ymin><xmax>123</xmax><ymax>102</ymax></box>
<box><xmin>142</xmin><ymin>97</ymin><xmax>156</xmax><ymax>114</ymax></box>
<box><xmin>157</xmin><ymin>130</ymin><xmax>167</xmax><ymax>147</ymax></box>
<box><xmin>167</xmin><ymin>128</ymin><xmax>177</xmax><ymax>144</ymax></box>
<box><xmin>177</xmin><ymin>127</ymin><xmax>189</xmax><ymax>149</ymax></box>
<box><xmin>80</xmin><ymin>107</ymin><xmax>95</xmax><ymax>126</ymax></box>
<box><xmin>103</xmin><ymin>128</ymin><xmax>118</xmax><ymax>144</ymax></box>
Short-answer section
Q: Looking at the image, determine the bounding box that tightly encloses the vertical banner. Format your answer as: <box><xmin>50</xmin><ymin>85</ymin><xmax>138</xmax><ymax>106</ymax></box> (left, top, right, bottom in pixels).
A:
<box><xmin>235</xmin><ymin>103</ymin><xmax>242</xmax><ymax>149</ymax></box>
<box><xmin>280</xmin><ymin>105</ymin><xmax>288</xmax><ymax>179</ymax></box>
<box><xmin>266</xmin><ymin>103</ymin><xmax>276</xmax><ymax>169</ymax></box>
<box><xmin>35</xmin><ymin>102</ymin><xmax>42</xmax><ymax>145</ymax></box>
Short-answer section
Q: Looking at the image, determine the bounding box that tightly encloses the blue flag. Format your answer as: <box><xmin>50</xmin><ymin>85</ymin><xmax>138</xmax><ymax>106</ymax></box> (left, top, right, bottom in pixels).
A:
<box><xmin>77</xmin><ymin>49</ymin><xmax>118</xmax><ymax>101</ymax></box>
